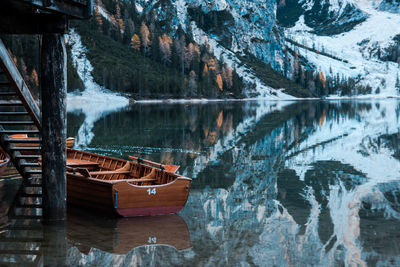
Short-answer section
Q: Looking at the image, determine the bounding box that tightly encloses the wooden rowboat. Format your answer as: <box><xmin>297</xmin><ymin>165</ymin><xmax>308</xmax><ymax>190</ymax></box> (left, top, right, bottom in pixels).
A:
<box><xmin>66</xmin><ymin>149</ymin><xmax>192</xmax><ymax>217</ymax></box>
<box><xmin>0</xmin><ymin>149</ymin><xmax>10</xmax><ymax>177</ymax></box>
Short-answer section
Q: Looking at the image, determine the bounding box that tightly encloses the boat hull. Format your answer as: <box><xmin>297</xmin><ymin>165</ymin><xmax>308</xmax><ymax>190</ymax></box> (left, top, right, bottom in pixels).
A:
<box><xmin>67</xmin><ymin>174</ymin><xmax>191</xmax><ymax>217</ymax></box>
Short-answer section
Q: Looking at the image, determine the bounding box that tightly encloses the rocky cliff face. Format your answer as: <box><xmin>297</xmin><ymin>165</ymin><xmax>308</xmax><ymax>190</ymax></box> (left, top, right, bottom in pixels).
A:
<box><xmin>132</xmin><ymin>0</ymin><xmax>292</xmax><ymax>98</ymax></box>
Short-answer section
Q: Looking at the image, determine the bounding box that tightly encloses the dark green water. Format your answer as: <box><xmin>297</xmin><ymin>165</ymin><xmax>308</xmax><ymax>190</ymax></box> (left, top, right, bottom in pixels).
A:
<box><xmin>2</xmin><ymin>100</ymin><xmax>400</xmax><ymax>266</ymax></box>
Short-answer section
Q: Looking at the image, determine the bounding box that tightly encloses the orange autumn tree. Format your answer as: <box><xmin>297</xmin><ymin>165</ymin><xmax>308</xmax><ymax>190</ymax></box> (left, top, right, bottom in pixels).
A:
<box><xmin>216</xmin><ymin>74</ymin><xmax>223</xmax><ymax>91</ymax></box>
<box><xmin>115</xmin><ymin>4</ymin><xmax>125</xmax><ymax>33</ymax></box>
<box><xmin>94</xmin><ymin>7</ymin><xmax>103</xmax><ymax>32</ymax></box>
<box><xmin>30</xmin><ymin>69</ymin><xmax>39</xmax><ymax>88</ymax></box>
<box><xmin>319</xmin><ymin>72</ymin><xmax>326</xmax><ymax>88</ymax></box>
<box><xmin>130</xmin><ymin>34</ymin><xmax>141</xmax><ymax>51</ymax></box>
<box><xmin>159</xmin><ymin>34</ymin><xmax>172</xmax><ymax>65</ymax></box>
<box><xmin>140</xmin><ymin>22</ymin><xmax>150</xmax><ymax>54</ymax></box>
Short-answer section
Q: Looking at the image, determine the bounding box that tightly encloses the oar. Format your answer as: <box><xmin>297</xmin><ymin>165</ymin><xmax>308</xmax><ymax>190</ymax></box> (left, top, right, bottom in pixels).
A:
<box><xmin>128</xmin><ymin>156</ymin><xmax>180</xmax><ymax>173</ymax></box>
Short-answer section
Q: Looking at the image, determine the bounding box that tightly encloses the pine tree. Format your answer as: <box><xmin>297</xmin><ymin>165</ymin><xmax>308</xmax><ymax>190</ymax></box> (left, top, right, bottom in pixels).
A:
<box><xmin>116</xmin><ymin>4</ymin><xmax>125</xmax><ymax>33</ymax></box>
<box><xmin>159</xmin><ymin>34</ymin><xmax>172</xmax><ymax>66</ymax></box>
<box><xmin>140</xmin><ymin>22</ymin><xmax>150</xmax><ymax>55</ymax></box>
<box><xmin>216</xmin><ymin>74</ymin><xmax>223</xmax><ymax>91</ymax></box>
<box><xmin>94</xmin><ymin>7</ymin><xmax>103</xmax><ymax>32</ymax></box>
<box><xmin>30</xmin><ymin>69</ymin><xmax>39</xmax><ymax>88</ymax></box>
<box><xmin>396</xmin><ymin>73</ymin><xmax>400</xmax><ymax>93</ymax></box>
<box><xmin>130</xmin><ymin>34</ymin><xmax>141</xmax><ymax>51</ymax></box>
<box><xmin>185</xmin><ymin>43</ymin><xmax>195</xmax><ymax>71</ymax></box>
<box><xmin>178</xmin><ymin>35</ymin><xmax>185</xmax><ymax>74</ymax></box>
<box><xmin>222</xmin><ymin>65</ymin><xmax>233</xmax><ymax>89</ymax></box>
<box><xmin>188</xmin><ymin>70</ymin><xmax>197</xmax><ymax>97</ymax></box>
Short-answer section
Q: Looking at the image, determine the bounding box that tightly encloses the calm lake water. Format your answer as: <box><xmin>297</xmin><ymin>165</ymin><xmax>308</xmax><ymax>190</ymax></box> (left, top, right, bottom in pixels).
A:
<box><xmin>2</xmin><ymin>99</ymin><xmax>400</xmax><ymax>266</ymax></box>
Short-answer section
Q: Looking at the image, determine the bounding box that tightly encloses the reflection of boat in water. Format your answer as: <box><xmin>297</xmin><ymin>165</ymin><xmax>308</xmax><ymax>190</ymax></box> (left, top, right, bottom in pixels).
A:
<box><xmin>67</xmin><ymin>213</ymin><xmax>191</xmax><ymax>254</ymax></box>
<box><xmin>66</xmin><ymin>149</ymin><xmax>192</xmax><ymax>217</ymax></box>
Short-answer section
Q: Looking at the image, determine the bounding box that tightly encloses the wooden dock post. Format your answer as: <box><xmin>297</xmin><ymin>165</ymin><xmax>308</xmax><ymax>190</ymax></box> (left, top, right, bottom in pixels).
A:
<box><xmin>41</xmin><ymin>33</ymin><xmax>67</xmax><ymax>222</ymax></box>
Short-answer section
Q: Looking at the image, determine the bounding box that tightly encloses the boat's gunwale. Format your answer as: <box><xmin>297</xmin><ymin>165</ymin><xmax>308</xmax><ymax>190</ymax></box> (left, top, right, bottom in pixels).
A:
<box><xmin>112</xmin><ymin>176</ymin><xmax>191</xmax><ymax>188</ymax></box>
<box><xmin>67</xmin><ymin>172</ymin><xmax>191</xmax><ymax>188</ymax></box>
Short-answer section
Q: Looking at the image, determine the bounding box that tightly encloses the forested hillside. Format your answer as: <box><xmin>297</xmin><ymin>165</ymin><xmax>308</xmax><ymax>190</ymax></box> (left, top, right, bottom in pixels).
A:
<box><xmin>68</xmin><ymin>0</ymin><xmax>245</xmax><ymax>99</ymax></box>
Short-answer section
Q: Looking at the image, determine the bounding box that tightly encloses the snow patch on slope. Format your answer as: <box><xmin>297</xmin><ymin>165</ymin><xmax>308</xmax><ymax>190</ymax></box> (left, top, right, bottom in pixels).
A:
<box><xmin>66</xmin><ymin>29</ymin><xmax>129</xmax><ymax>148</ymax></box>
<box><xmin>285</xmin><ymin>1</ymin><xmax>400</xmax><ymax>97</ymax></box>
<box><xmin>97</xmin><ymin>5</ymin><xmax>115</xmax><ymax>25</ymax></box>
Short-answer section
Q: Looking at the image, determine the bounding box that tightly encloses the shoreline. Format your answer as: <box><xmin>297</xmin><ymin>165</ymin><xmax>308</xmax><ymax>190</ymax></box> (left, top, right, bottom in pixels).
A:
<box><xmin>131</xmin><ymin>95</ymin><xmax>400</xmax><ymax>104</ymax></box>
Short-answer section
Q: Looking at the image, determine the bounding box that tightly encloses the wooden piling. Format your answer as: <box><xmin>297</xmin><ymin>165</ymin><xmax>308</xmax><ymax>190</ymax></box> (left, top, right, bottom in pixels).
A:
<box><xmin>40</xmin><ymin>34</ymin><xmax>67</xmax><ymax>222</ymax></box>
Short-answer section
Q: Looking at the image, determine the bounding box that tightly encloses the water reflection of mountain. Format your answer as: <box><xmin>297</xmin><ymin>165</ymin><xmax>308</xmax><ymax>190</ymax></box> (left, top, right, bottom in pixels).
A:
<box><xmin>67</xmin><ymin>100</ymin><xmax>400</xmax><ymax>266</ymax></box>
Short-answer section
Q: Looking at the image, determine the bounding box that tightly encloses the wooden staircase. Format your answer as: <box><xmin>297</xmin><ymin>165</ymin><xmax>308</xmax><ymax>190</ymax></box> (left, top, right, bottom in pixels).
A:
<box><xmin>0</xmin><ymin>40</ymin><xmax>44</xmax><ymax>266</ymax></box>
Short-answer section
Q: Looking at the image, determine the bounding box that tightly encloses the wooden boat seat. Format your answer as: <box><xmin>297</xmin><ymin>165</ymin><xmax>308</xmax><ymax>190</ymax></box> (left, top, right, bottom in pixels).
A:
<box><xmin>89</xmin><ymin>162</ymin><xmax>131</xmax><ymax>177</ymax></box>
<box><xmin>67</xmin><ymin>158</ymin><xmax>99</xmax><ymax>170</ymax></box>
<box><xmin>90</xmin><ymin>170</ymin><xmax>131</xmax><ymax>176</ymax></box>
<box><xmin>111</xmin><ymin>178</ymin><xmax>157</xmax><ymax>184</ymax></box>
<box><xmin>139</xmin><ymin>169</ymin><xmax>156</xmax><ymax>179</ymax></box>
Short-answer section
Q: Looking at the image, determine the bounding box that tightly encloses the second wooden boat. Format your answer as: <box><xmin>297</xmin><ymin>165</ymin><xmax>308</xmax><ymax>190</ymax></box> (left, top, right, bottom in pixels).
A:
<box><xmin>66</xmin><ymin>149</ymin><xmax>191</xmax><ymax>217</ymax></box>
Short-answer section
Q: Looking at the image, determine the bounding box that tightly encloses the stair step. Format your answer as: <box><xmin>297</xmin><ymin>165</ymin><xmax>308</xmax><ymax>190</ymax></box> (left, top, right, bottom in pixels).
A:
<box><xmin>0</xmin><ymin>237</ymin><xmax>42</xmax><ymax>243</ymax></box>
<box><xmin>5</xmin><ymin>226</ymin><xmax>42</xmax><ymax>232</ymax></box>
<box><xmin>0</xmin><ymin>129</ymin><xmax>39</xmax><ymax>134</ymax></box>
<box><xmin>14</xmin><ymin>204</ymin><xmax>42</xmax><ymax>209</ymax></box>
<box><xmin>20</xmin><ymin>162</ymin><xmax>40</xmax><ymax>167</ymax></box>
<box><xmin>0</xmin><ymin>262</ymin><xmax>38</xmax><ymax>267</ymax></box>
<box><xmin>0</xmin><ymin>92</ymin><xmax>17</xmax><ymax>96</ymax></box>
<box><xmin>25</xmin><ymin>170</ymin><xmax>42</xmax><ymax>174</ymax></box>
<box><xmin>5</xmin><ymin>138</ymin><xmax>41</xmax><ymax>143</ymax></box>
<box><xmin>15</xmin><ymin>155</ymin><xmax>40</xmax><ymax>159</ymax></box>
<box><xmin>0</xmin><ymin>112</ymin><xmax>29</xmax><ymax>116</ymax></box>
<box><xmin>9</xmin><ymin>146</ymin><xmax>40</xmax><ymax>151</ymax></box>
<box><xmin>9</xmin><ymin>215</ymin><xmax>42</xmax><ymax>220</ymax></box>
<box><xmin>0</xmin><ymin>82</ymin><xmax>10</xmax><ymax>87</ymax></box>
<box><xmin>0</xmin><ymin>249</ymin><xmax>41</xmax><ymax>255</ymax></box>
<box><xmin>0</xmin><ymin>100</ymin><xmax>23</xmax><ymax>106</ymax></box>
<box><xmin>20</xmin><ymin>184</ymin><xmax>43</xmax><ymax>191</ymax></box>
<box><xmin>19</xmin><ymin>193</ymin><xmax>42</xmax><ymax>198</ymax></box>
<box><xmin>0</xmin><ymin>121</ymin><xmax>35</xmax><ymax>125</ymax></box>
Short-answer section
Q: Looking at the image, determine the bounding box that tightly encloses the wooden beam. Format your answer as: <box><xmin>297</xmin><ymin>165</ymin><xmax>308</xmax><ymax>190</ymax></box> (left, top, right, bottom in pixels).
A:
<box><xmin>41</xmin><ymin>33</ymin><xmax>67</xmax><ymax>222</ymax></box>
<box><xmin>0</xmin><ymin>12</ymin><xmax>68</xmax><ymax>34</ymax></box>
<box><xmin>16</xmin><ymin>0</ymin><xmax>93</xmax><ymax>19</ymax></box>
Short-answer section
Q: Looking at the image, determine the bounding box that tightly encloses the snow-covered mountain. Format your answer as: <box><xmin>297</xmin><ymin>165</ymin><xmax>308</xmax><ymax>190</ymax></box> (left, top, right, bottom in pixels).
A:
<box><xmin>87</xmin><ymin>0</ymin><xmax>400</xmax><ymax>98</ymax></box>
<box><xmin>283</xmin><ymin>0</ymin><xmax>400</xmax><ymax>96</ymax></box>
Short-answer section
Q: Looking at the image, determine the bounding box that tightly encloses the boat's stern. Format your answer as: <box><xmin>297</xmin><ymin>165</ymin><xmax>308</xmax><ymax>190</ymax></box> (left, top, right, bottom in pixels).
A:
<box><xmin>112</xmin><ymin>177</ymin><xmax>191</xmax><ymax>217</ymax></box>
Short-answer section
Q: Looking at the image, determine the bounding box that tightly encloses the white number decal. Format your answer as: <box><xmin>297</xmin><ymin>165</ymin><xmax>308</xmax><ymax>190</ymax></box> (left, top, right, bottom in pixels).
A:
<box><xmin>147</xmin><ymin>188</ymin><xmax>156</xmax><ymax>195</ymax></box>
<box><xmin>148</xmin><ymin>237</ymin><xmax>157</xmax><ymax>244</ymax></box>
